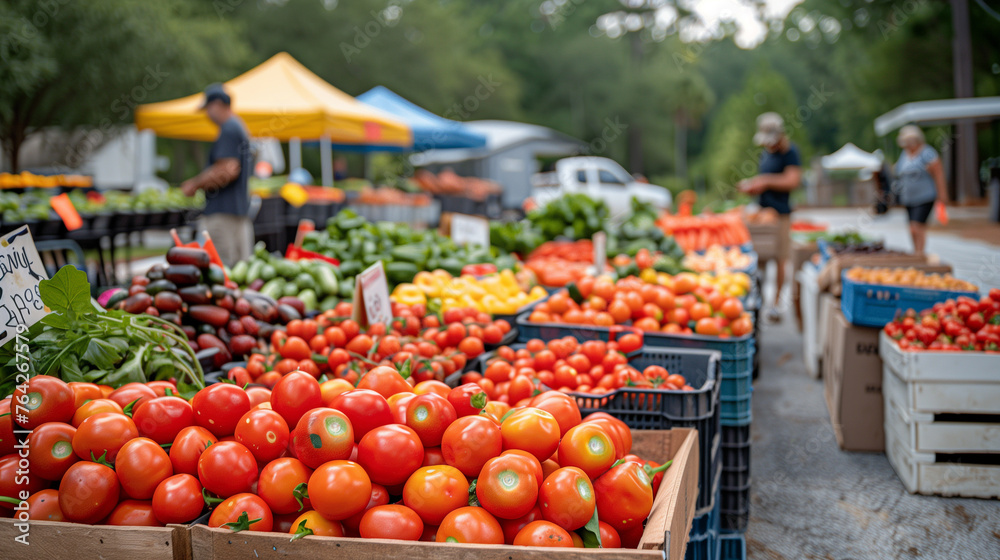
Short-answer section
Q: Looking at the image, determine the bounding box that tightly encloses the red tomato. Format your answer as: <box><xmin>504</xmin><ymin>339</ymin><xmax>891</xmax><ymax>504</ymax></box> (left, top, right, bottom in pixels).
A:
<box><xmin>27</xmin><ymin>422</ymin><xmax>78</xmax><ymax>481</ymax></box>
<box><xmin>257</xmin><ymin>457</ymin><xmax>313</xmax><ymax>515</ymax></box>
<box><xmin>289</xmin><ymin>510</ymin><xmax>344</xmax><ymax>538</ymax></box>
<box><xmin>330</xmin><ymin>389</ymin><xmax>393</xmax><ymax>443</ymax></box>
<box><xmin>26</xmin><ymin>489</ymin><xmax>64</xmax><ymax>522</ymax></box>
<box><xmin>266</xmin><ymin>371</ymin><xmax>322</xmax><ymax>428</ymax></box>
<box><xmin>388</xmin><ymin>393</ymin><xmax>417</xmax><ymax>425</ymax></box>
<box><xmin>116</xmin><ymin>437</ymin><xmax>173</xmax><ymax>499</ymax></box>
<box><xmin>359</xmin><ymin>504</ymin><xmax>424</xmax><ymax>541</ymax></box>
<box><xmin>405</xmin><ymin>393</ymin><xmax>457</xmax><ymax>447</ymax></box>
<box><xmin>208</xmin><ymin>493</ymin><xmax>273</xmax><ymax>532</ymax></box>
<box><xmin>538</xmin><ymin>466</ymin><xmax>596</xmax><ymax>531</ymax></box>
<box><xmin>593</xmin><ymin>461</ymin><xmax>659</xmax><ymax>531</ymax></box>
<box><xmin>512</xmin><ymin>520</ymin><xmax>574</xmax><ymax>547</ymax></box>
<box><xmin>152</xmin><ymin>474</ymin><xmax>204</xmax><ymax>524</ymax></box>
<box><xmin>402</xmin><ymin>465</ymin><xmax>469</xmax><ymax>525</ymax></box>
<box><xmin>105</xmin><ymin>499</ymin><xmax>162</xmax><ymax>526</ymax></box>
<box><xmin>291</xmin><ymin>408</ymin><xmax>354</xmax><ymax>469</ymax></box>
<box><xmin>133</xmin><ymin>396</ymin><xmax>194</xmax><ymax>445</ymax></box>
<box><xmin>197</xmin><ymin>441</ymin><xmax>258</xmax><ymax>497</ymax></box>
<box><xmin>356</xmin><ymin>365</ymin><xmax>412</xmax><ymax>399</ymax></box>
<box><xmin>234</xmin><ymin>408</ymin><xmax>289</xmax><ymax>463</ymax></box>
<box><xmin>436</xmin><ymin>506</ymin><xmax>504</xmax><ymax>544</ymax></box>
<box><xmin>441</xmin><ymin>415</ymin><xmax>502</xmax><ymax>478</ymax></box>
<box><xmin>530</xmin><ymin>393</ymin><xmax>582</xmax><ymax>437</ymax></box>
<box><xmin>500</xmin><ymin>408</ymin><xmax>561</xmax><ymax>462</ymax></box>
<box><xmin>67</xmin><ymin>382</ymin><xmax>103</xmax><ymax>409</ymax></box>
<box><xmin>582</xmin><ymin>412</ymin><xmax>632</xmax><ymax>457</ymax></box>
<box><xmin>245</xmin><ymin>387</ymin><xmax>271</xmax><ymax>408</ymax></box>
<box><xmin>558</xmin><ymin>423</ymin><xmax>616</xmax><ymax>480</ymax></box>
<box><xmin>107</xmin><ymin>383</ymin><xmax>157</xmax><ymax>414</ymax></box>
<box><xmin>598</xmin><ymin>520</ymin><xmax>622</xmax><ymax>548</ymax></box>
<box><xmin>422</xmin><ymin>446</ymin><xmax>446</xmax><ymax>467</ymax></box>
<box><xmin>357</xmin><ymin>424</ymin><xmax>424</xmax><ymax>486</ymax></box>
<box><xmin>308</xmin><ymin>460</ymin><xmax>371</xmax><ymax>521</ymax></box>
<box><xmin>498</xmin><ymin>506</ymin><xmax>543</xmax><ymax>545</ymax></box>
<box><xmin>72</xmin><ymin>412</ymin><xmax>137</xmax><ymax>462</ymax></box>
<box><xmin>169</xmin><ymin>426</ymin><xmax>218</xmax><ymax>475</ymax></box>
<box><xmin>12</xmin><ymin>375</ymin><xmax>75</xmax><ymax>429</ymax></box>
<box><xmin>0</xmin><ymin>397</ymin><xmax>14</xmax><ymax>457</ymax></box>
<box><xmin>58</xmin><ymin>461</ymin><xmax>119</xmax><ymax>524</ymax></box>
<box><xmin>191</xmin><ymin>384</ymin><xmax>251</xmax><ymax>437</ymax></box>
<box><xmin>343</xmin><ymin>483</ymin><xmax>390</xmax><ymax>532</ymax></box>
<box><xmin>476</xmin><ymin>454</ymin><xmax>539</xmax><ymax>520</ymax></box>
<box><xmin>0</xmin><ymin>454</ymin><xmax>47</xmax><ymax>512</ymax></box>
<box><xmin>447</xmin><ymin>383</ymin><xmax>488</xmax><ymax>417</ymax></box>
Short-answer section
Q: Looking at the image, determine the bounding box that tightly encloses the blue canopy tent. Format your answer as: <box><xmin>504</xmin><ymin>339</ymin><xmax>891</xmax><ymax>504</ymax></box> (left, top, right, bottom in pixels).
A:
<box><xmin>351</xmin><ymin>86</ymin><xmax>487</xmax><ymax>152</ymax></box>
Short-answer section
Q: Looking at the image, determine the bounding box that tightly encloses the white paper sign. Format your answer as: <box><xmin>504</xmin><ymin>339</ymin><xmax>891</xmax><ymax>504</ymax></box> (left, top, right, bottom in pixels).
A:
<box><xmin>593</xmin><ymin>232</ymin><xmax>607</xmax><ymax>274</ymax></box>
<box><xmin>450</xmin><ymin>213</ymin><xmax>490</xmax><ymax>247</ymax></box>
<box><xmin>0</xmin><ymin>226</ymin><xmax>48</xmax><ymax>345</ymax></box>
<box><xmin>354</xmin><ymin>261</ymin><xmax>392</xmax><ymax>327</ymax></box>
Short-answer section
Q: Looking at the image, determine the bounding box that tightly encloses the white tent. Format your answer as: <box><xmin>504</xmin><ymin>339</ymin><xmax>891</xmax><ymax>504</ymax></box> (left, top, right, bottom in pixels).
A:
<box><xmin>821</xmin><ymin>143</ymin><xmax>883</xmax><ymax>177</ymax></box>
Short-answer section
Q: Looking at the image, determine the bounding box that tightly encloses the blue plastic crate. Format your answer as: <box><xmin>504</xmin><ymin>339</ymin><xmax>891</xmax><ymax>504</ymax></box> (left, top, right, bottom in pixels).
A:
<box><xmin>721</xmin><ymin>425</ymin><xmax>750</xmax><ymax>488</ymax></box>
<box><xmin>686</xmin><ymin>489</ymin><xmax>721</xmax><ymax>560</ymax></box>
<box><xmin>720</xmin><ymin>534</ymin><xmax>747</xmax><ymax>560</ymax></box>
<box><xmin>840</xmin><ymin>270</ymin><xmax>979</xmax><ymax>328</ymax></box>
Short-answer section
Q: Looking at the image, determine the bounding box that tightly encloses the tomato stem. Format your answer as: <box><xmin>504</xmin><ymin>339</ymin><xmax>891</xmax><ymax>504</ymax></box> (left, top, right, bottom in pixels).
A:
<box><xmin>202</xmin><ymin>488</ymin><xmax>225</xmax><ymax>506</ymax></box>
<box><xmin>647</xmin><ymin>460</ymin><xmax>673</xmax><ymax>475</ymax></box>
<box><xmin>292</xmin><ymin>483</ymin><xmax>309</xmax><ymax>512</ymax></box>
<box><xmin>289</xmin><ymin>520</ymin><xmax>314</xmax><ymax>541</ymax></box>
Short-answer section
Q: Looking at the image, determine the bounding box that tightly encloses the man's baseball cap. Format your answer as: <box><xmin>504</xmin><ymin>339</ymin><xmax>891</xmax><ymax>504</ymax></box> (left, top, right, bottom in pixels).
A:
<box><xmin>753</xmin><ymin>112</ymin><xmax>784</xmax><ymax>146</ymax></box>
<box><xmin>199</xmin><ymin>83</ymin><xmax>231</xmax><ymax>109</ymax></box>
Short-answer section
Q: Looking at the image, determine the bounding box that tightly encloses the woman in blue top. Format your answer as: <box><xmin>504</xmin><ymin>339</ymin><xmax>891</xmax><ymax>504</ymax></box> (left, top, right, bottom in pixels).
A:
<box><xmin>893</xmin><ymin>125</ymin><xmax>948</xmax><ymax>254</ymax></box>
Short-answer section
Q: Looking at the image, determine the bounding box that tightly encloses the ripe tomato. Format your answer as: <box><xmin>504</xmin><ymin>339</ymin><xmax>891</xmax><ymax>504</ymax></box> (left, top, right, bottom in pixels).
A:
<box><xmin>268</xmin><ymin>371</ymin><xmax>323</xmax><ymax>428</ymax></box>
<box><xmin>357</xmin><ymin>424</ymin><xmax>424</xmax><ymax>486</ymax></box>
<box><xmin>289</xmin><ymin>510</ymin><xmax>344</xmax><ymax>538</ymax></box>
<box><xmin>343</xmin><ymin>483</ymin><xmax>389</xmax><ymax>532</ymax></box>
<box><xmin>12</xmin><ymin>375</ymin><xmax>75</xmax><ymax>429</ymax></box>
<box><xmin>197</xmin><ymin>441</ymin><xmax>258</xmax><ymax>497</ymax></box>
<box><xmin>500</xmin><ymin>408</ymin><xmax>561</xmax><ymax>462</ymax></box>
<box><xmin>538</xmin><ymin>466</ymin><xmax>596</xmax><ymax>531</ymax></box>
<box><xmin>359</xmin><ymin>504</ymin><xmax>424</xmax><ymax>541</ymax></box>
<box><xmin>279</xmin><ymin>336</ymin><xmax>312</xmax><ymax>361</ymax></box>
<box><xmin>695</xmin><ymin>317</ymin><xmax>721</xmax><ymax>336</ymax></box>
<box><xmin>593</xmin><ymin>460</ymin><xmax>658</xmax><ymax>531</ymax></box>
<box><xmin>291</xmin><ymin>408</ymin><xmax>354</xmax><ymax>469</ymax></box>
<box><xmin>107</xmin><ymin>383</ymin><xmax>157</xmax><ymax>414</ymax></box>
<box><xmin>0</xmin><ymin>398</ymin><xmax>15</xmax><ymax>456</ymax></box>
<box><xmin>257</xmin><ymin>457</ymin><xmax>313</xmax><ymax>515</ymax></box>
<box><xmin>476</xmin><ymin>454</ymin><xmax>539</xmax><ymax>520</ymax></box>
<box><xmin>617</xmin><ymin>333</ymin><xmax>643</xmax><ymax>354</ymax></box>
<box><xmin>422</xmin><ymin>446</ymin><xmax>446</xmax><ymax>467</ymax></box>
<box><xmin>26</xmin><ymin>489</ymin><xmax>64</xmax><ymax>522</ymax></box>
<box><xmin>579</xmin><ymin>417</ymin><xmax>626</xmax><ymax>459</ymax></box>
<box><xmin>405</xmin><ymin>393</ymin><xmax>457</xmax><ymax>447</ymax></box>
<box><xmin>169</xmin><ymin>426</ymin><xmax>218</xmax><ymax>475</ymax></box>
<box><xmin>191</xmin><ymin>384</ymin><xmax>251</xmax><ymax>437</ymax></box>
<box><xmin>558</xmin><ymin>423</ymin><xmax>616</xmax><ymax>479</ymax></box>
<box><xmin>387</xmin><ymin>393</ymin><xmax>417</xmax><ymax>425</ymax></box>
<box><xmin>441</xmin><ymin>415</ymin><xmax>502</xmax><ymax>477</ymax></box>
<box><xmin>356</xmin><ymin>365</ymin><xmax>412</xmax><ymax>399</ymax></box>
<box><xmin>412</xmin><ymin>380</ymin><xmax>452</xmax><ymax>399</ymax></box>
<box><xmin>447</xmin><ymin>383</ymin><xmax>488</xmax><ymax>417</ymax></box>
<box><xmin>498</xmin><ymin>505</ymin><xmax>543</xmax><ymax>545</ymax></box>
<box><xmin>132</xmin><ymin>396</ymin><xmax>194</xmax><ymax>445</ymax></box>
<box><xmin>583</xmin><ymin>412</ymin><xmax>632</xmax><ymax>456</ymax></box>
<box><xmin>512</xmin><ymin>520</ymin><xmax>574</xmax><ymax>547</ymax></box>
<box><xmin>402</xmin><ymin>465</ymin><xmax>469</xmax><ymax>525</ymax></box>
<box><xmin>319</xmin><ymin>378</ymin><xmax>354</xmax><ymax>407</ymax></box>
<box><xmin>67</xmin><ymin>382</ymin><xmax>103</xmax><ymax>409</ymax></box>
<box><xmin>116</xmin><ymin>437</ymin><xmax>173</xmax><ymax>499</ymax></box>
<box><xmin>59</xmin><ymin>461</ymin><xmax>119</xmax><ymax>524</ymax></box>
<box><xmin>598</xmin><ymin>520</ymin><xmax>622</xmax><ymax>547</ymax></box>
<box><xmin>529</xmin><ymin>392</ymin><xmax>582</xmax><ymax>437</ymax></box>
<box><xmin>308</xmin><ymin>460</ymin><xmax>371</xmax><ymax>521</ymax></box>
<box><xmin>105</xmin><ymin>500</ymin><xmax>161</xmax><ymax>526</ymax></box>
<box><xmin>152</xmin><ymin>473</ymin><xmax>204</xmax><ymax>524</ymax></box>
<box><xmin>209</xmin><ymin>493</ymin><xmax>273</xmax><ymax>532</ymax></box>
<box><xmin>72</xmin><ymin>412</ymin><xmax>137</xmax><ymax>462</ymax></box>
<box><xmin>730</xmin><ymin>316</ymin><xmax>752</xmax><ymax>337</ymax></box>
<box><xmin>436</xmin><ymin>506</ymin><xmax>504</xmax><ymax>544</ymax></box>
<box><xmin>234</xmin><ymin>408</ymin><xmax>289</xmax><ymax>463</ymax></box>
<box><xmin>330</xmin><ymin>389</ymin><xmax>393</xmax><ymax>443</ymax></box>
<box><xmin>27</xmin><ymin>422</ymin><xmax>78</xmax><ymax>481</ymax></box>
<box><xmin>0</xmin><ymin>454</ymin><xmax>47</xmax><ymax>512</ymax></box>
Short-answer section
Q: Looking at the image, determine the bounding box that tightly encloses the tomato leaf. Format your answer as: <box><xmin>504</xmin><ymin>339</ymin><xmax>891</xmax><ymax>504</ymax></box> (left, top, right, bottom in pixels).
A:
<box><xmin>579</xmin><ymin>506</ymin><xmax>602</xmax><ymax>548</ymax></box>
<box><xmin>467</xmin><ymin>479</ymin><xmax>480</xmax><ymax>507</ymax></box>
<box><xmin>289</xmin><ymin>520</ymin><xmax>314</xmax><ymax>541</ymax></box>
<box><xmin>90</xmin><ymin>450</ymin><xmax>113</xmax><ymax>468</ymax></box>
<box><xmin>121</xmin><ymin>397</ymin><xmax>142</xmax><ymax>418</ymax></box>
<box><xmin>397</xmin><ymin>358</ymin><xmax>412</xmax><ymax>380</ymax></box>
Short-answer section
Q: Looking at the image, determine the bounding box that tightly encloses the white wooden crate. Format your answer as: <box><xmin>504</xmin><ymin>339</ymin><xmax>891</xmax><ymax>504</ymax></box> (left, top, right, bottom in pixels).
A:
<box><xmin>798</xmin><ymin>263</ymin><xmax>821</xmax><ymax>378</ymax></box>
<box><xmin>879</xmin><ymin>331</ymin><xmax>1000</xmax><ymax>383</ymax></box>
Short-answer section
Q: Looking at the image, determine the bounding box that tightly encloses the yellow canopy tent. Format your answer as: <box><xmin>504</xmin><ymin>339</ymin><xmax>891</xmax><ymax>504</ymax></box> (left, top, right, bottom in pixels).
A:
<box><xmin>134</xmin><ymin>52</ymin><xmax>411</xmax><ymax>185</ymax></box>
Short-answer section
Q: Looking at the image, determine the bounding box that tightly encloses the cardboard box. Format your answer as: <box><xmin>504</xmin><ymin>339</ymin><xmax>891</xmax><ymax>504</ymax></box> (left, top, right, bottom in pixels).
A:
<box><xmin>0</xmin><ymin>519</ymin><xmax>189</xmax><ymax>560</ymax></box>
<box><xmin>814</xmin><ymin>293</ymin><xmax>840</xmax><ymax>379</ymax></box>
<box><xmin>747</xmin><ymin>223</ymin><xmax>780</xmax><ymax>262</ymax></box>
<box><xmin>791</xmin><ymin>241</ymin><xmax>819</xmax><ymax>331</ymax></box>
<box><xmin>189</xmin><ymin>429</ymin><xmax>700</xmax><ymax>560</ymax></box>
<box><xmin>824</xmin><ymin>310</ymin><xmax>884</xmax><ymax>452</ymax></box>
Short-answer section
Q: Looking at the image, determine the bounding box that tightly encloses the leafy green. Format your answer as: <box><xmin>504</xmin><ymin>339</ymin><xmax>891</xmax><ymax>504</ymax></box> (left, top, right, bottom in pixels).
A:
<box><xmin>579</xmin><ymin>507</ymin><xmax>603</xmax><ymax>548</ymax></box>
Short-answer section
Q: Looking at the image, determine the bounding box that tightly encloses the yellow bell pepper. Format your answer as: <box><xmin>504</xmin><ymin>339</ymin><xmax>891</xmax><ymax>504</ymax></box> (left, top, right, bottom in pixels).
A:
<box><xmin>413</xmin><ymin>271</ymin><xmax>443</xmax><ymax>297</ymax></box>
<box><xmin>391</xmin><ymin>284</ymin><xmax>426</xmax><ymax>306</ymax></box>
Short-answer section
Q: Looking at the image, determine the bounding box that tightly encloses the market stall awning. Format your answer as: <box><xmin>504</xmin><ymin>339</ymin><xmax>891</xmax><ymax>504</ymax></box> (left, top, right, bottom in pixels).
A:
<box><xmin>354</xmin><ymin>86</ymin><xmax>487</xmax><ymax>152</ymax></box>
<box><xmin>134</xmin><ymin>52</ymin><xmax>411</xmax><ymax>147</ymax></box>
<box><xmin>874</xmin><ymin>96</ymin><xmax>1000</xmax><ymax>137</ymax></box>
<box><xmin>821</xmin><ymin>143</ymin><xmax>883</xmax><ymax>172</ymax></box>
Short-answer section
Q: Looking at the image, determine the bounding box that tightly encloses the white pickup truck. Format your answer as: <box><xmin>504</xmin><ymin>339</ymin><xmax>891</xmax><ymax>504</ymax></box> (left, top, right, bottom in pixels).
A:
<box><xmin>531</xmin><ymin>157</ymin><xmax>672</xmax><ymax>217</ymax></box>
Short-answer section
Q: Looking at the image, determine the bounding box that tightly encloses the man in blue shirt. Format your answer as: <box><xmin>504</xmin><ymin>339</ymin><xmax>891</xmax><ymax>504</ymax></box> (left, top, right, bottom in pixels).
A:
<box><xmin>739</xmin><ymin>112</ymin><xmax>802</xmax><ymax>322</ymax></box>
<box><xmin>181</xmin><ymin>83</ymin><xmax>254</xmax><ymax>266</ymax></box>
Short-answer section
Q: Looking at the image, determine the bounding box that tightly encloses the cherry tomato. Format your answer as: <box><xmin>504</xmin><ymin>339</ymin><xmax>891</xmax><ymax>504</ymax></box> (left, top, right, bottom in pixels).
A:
<box><xmin>27</xmin><ymin>422</ymin><xmax>78</xmax><ymax>481</ymax></box>
<box><xmin>412</xmin><ymin>380</ymin><xmax>452</xmax><ymax>399</ymax></box>
<box><xmin>308</xmin><ymin>460</ymin><xmax>371</xmax><ymax>521</ymax></box>
<box><xmin>357</xmin><ymin>424</ymin><xmax>424</xmax><ymax>486</ymax></box>
<box><xmin>405</xmin><ymin>393</ymin><xmax>457</xmax><ymax>447</ymax></box>
<box><xmin>500</xmin><ymin>408</ymin><xmax>561</xmax><ymax>462</ymax></box>
<box><xmin>441</xmin><ymin>415</ymin><xmax>502</xmax><ymax>478</ymax></box>
<box><xmin>558</xmin><ymin>423</ymin><xmax>616</xmax><ymax>480</ymax></box>
<box><xmin>169</xmin><ymin>426</ymin><xmax>218</xmax><ymax>475</ymax></box>
<box><xmin>152</xmin><ymin>473</ymin><xmax>204</xmax><ymax>524</ymax></box>
<box><xmin>447</xmin><ymin>383</ymin><xmax>488</xmax><ymax>417</ymax></box>
<box><xmin>209</xmin><ymin>493</ymin><xmax>273</xmax><ymax>532</ymax></box>
<box><xmin>116</xmin><ymin>437</ymin><xmax>173</xmax><ymax>499</ymax></box>
<box><xmin>289</xmin><ymin>510</ymin><xmax>344</xmax><ymax>538</ymax></box>
<box><xmin>12</xmin><ymin>375</ymin><xmax>75</xmax><ymax>429</ymax></box>
<box><xmin>72</xmin><ymin>412</ymin><xmax>138</xmax><ymax>462</ymax></box>
<box><xmin>476</xmin><ymin>454</ymin><xmax>539</xmax><ymax>520</ymax></box>
<box><xmin>26</xmin><ymin>489</ymin><xmax>64</xmax><ymax>521</ymax></box>
<box><xmin>512</xmin><ymin>520</ymin><xmax>574</xmax><ymax>547</ymax></box>
<box><xmin>197</xmin><ymin>441</ymin><xmax>258</xmax><ymax>497</ymax></box>
<box><xmin>538</xmin><ymin>466</ymin><xmax>596</xmax><ymax>531</ymax></box>
<box><xmin>0</xmin><ymin>454</ymin><xmax>48</xmax><ymax>512</ymax></box>
<box><xmin>105</xmin><ymin>499</ymin><xmax>162</xmax><ymax>526</ymax></box>
<box><xmin>191</xmin><ymin>384</ymin><xmax>251</xmax><ymax>437</ymax></box>
<box><xmin>359</xmin><ymin>504</ymin><xmax>424</xmax><ymax>541</ymax></box>
<box><xmin>132</xmin><ymin>396</ymin><xmax>194</xmax><ymax>445</ymax></box>
<box><xmin>58</xmin><ymin>461</ymin><xmax>119</xmax><ymax>524</ymax></box>
<box><xmin>436</xmin><ymin>506</ymin><xmax>504</xmax><ymax>544</ymax></box>
<box><xmin>290</xmin><ymin>408</ymin><xmax>354</xmax><ymax>469</ymax></box>
<box><xmin>257</xmin><ymin>457</ymin><xmax>313</xmax><ymax>515</ymax></box>
<box><xmin>343</xmin><ymin>483</ymin><xmax>389</xmax><ymax>532</ymax></box>
<box><xmin>234</xmin><ymin>408</ymin><xmax>289</xmax><ymax>463</ymax></box>
<box><xmin>402</xmin><ymin>465</ymin><xmax>469</xmax><ymax>525</ymax></box>
<box><xmin>330</xmin><ymin>389</ymin><xmax>393</xmax><ymax>443</ymax></box>
<box><xmin>70</xmin><ymin>398</ymin><xmax>123</xmax><ymax>427</ymax></box>
<box><xmin>107</xmin><ymin>383</ymin><xmax>157</xmax><ymax>414</ymax></box>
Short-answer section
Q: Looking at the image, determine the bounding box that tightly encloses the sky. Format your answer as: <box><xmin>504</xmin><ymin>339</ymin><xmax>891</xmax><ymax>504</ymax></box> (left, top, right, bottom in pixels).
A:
<box><xmin>686</xmin><ymin>0</ymin><xmax>805</xmax><ymax>47</ymax></box>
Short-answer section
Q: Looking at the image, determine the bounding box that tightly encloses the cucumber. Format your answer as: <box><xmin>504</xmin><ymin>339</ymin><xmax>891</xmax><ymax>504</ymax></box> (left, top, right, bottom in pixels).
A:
<box><xmin>259</xmin><ymin>264</ymin><xmax>277</xmax><ymax>282</ymax></box>
<box><xmin>245</xmin><ymin>260</ymin><xmax>264</xmax><ymax>284</ymax></box>
<box><xmin>297</xmin><ymin>289</ymin><xmax>319</xmax><ymax>311</ymax></box>
<box><xmin>295</xmin><ymin>272</ymin><xmax>317</xmax><ymax>292</ymax></box>
<box><xmin>312</xmin><ymin>264</ymin><xmax>339</xmax><ymax>295</ymax></box>
<box><xmin>274</xmin><ymin>259</ymin><xmax>300</xmax><ymax>278</ymax></box>
<box><xmin>319</xmin><ymin>295</ymin><xmax>339</xmax><ymax>311</ymax></box>
<box><xmin>282</xmin><ymin>281</ymin><xmax>300</xmax><ymax>298</ymax></box>
<box><xmin>230</xmin><ymin>261</ymin><xmax>249</xmax><ymax>285</ymax></box>
<box><xmin>259</xmin><ymin>278</ymin><xmax>286</xmax><ymax>300</ymax></box>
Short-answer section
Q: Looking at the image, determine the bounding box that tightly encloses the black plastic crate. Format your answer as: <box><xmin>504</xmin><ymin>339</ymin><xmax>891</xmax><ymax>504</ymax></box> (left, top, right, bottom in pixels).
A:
<box><xmin>685</xmin><ymin>488</ymin><xmax>720</xmax><ymax>560</ymax></box>
<box><xmin>720</xmin><ymin>479</ymin><xmax>751</xmax><ymax>533</ymax></box>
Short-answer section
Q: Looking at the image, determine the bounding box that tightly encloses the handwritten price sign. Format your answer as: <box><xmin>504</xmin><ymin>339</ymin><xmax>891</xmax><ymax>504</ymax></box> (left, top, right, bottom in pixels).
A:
<box><xmin>353</xmin><ymin>261</ymin><xmax>392</xmax><ymax>327</ymax></box>
<box><xmin>450</xmin><ymin>213</ymin><xmax>490</xmax><ymax>247</ymax></box>
<box><xmin>0</xmin><ymin>226</ymin><xmax>48</xmax><ymax>346</ymax></box>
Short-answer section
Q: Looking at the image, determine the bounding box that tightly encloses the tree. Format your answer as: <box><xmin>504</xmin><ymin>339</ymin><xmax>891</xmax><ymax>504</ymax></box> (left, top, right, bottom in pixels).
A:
<box><xmin>0</xmin><ymin>0</ymin><xmax>249</xmax><ymax>172</ymax></box>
